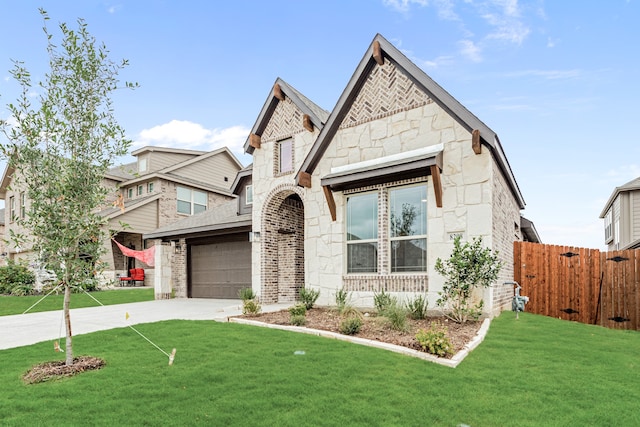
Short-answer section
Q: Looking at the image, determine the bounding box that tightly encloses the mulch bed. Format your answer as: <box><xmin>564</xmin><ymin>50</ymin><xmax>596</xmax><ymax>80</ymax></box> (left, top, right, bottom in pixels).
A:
<box><xmin>23</xmin><ymin>356</ymin><xmax>106</xmax><ymax>384</ymax></box>
<box><xmin>236</xmin><ymin>307</ymin><xmax>482</xmax><ymax>358</ymax></box>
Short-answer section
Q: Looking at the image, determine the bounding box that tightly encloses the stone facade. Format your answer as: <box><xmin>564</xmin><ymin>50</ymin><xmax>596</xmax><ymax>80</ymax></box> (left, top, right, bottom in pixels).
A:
<box><xmin>248</xmin><ymin>40</ymin><xmax>526</xmax><ymax>316</ymax></box>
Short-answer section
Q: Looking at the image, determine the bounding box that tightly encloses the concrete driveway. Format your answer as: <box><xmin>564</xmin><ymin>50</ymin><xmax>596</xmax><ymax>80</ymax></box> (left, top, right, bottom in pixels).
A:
<box><xmin>0</xmin><ymin>298</ymin><xmax>290</xmax><ymax>350</ymax></box>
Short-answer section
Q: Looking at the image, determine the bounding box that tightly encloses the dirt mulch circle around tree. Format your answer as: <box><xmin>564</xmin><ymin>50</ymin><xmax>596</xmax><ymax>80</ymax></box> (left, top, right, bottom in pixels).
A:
<box><xmin>23</xmin><ymin>356</ymin><xmax>106</xmax><ymax>384</ymax></box>
<box><xmin>235</xmin><ymin>307</ymin><xmax>482</xmax><ymax>358</ymax></box>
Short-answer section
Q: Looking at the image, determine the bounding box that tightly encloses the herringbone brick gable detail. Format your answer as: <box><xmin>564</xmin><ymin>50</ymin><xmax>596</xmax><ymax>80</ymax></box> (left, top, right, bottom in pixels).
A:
<box><xmin>261</xmin><ymin>97</ymin><xmax>304</xmax><ymax>143</ymax></box>
<box><xmin>340</xmin><ymin>60</ymin><xmax>430</xmax><ymax>129</ymax></box>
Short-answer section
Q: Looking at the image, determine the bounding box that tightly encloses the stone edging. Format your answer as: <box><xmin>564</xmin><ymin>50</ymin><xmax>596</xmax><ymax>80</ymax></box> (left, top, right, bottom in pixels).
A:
<box><xmin>228</xmin><ymin>317</ymin><xmax>491</xmax><ymax>368</ymax></box>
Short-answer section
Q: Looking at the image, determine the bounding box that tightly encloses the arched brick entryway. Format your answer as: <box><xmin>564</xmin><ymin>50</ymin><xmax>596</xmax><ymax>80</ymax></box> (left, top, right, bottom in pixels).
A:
<box><xmin>261</xmin><ymin>185</ymin><xmax>305</xmax><ymax>304</ymax></box>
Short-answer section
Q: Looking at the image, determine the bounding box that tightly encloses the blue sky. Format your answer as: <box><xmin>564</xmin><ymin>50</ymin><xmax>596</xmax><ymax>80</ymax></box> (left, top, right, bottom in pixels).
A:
<box><xmin>1</xmin><ymin>0</ymin><xmax>638</xmax><ymax>250</ymax></box>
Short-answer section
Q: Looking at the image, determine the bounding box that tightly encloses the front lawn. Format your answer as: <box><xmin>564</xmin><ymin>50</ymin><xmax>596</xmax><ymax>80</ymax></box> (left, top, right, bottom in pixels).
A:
<box><xmin>0</xmin><ymin>288</ymin><xmax>154</xmax><ymax>316</ymax></box>
<box><xmin>0</xmin><ymin>313</ymin><xmax>638</xmax><ymax>426</ymax></box>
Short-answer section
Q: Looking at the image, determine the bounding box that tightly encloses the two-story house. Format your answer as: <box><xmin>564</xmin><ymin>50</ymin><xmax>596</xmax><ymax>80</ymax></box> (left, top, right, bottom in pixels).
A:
<box><xmin>146</xmin><ymin>34</ymin><xmax>539</xmax><ymax>316</ymax></box>
<box><xmin>0</xmin><ymin>145</ymin><xmax>243</xmax><ymax>285</ymax></box>
<box><xmin>600</xmin><ymin>176</ymin><xmax>640</xmax><ymax>250</ymax></box>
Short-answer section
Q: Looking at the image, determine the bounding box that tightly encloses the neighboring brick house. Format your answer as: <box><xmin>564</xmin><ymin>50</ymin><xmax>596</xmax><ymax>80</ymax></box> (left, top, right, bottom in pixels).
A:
<box><xmin>147</xmin><ymin>34</ymin><xmax>539</xmax><ymax>316</ymax></box>
<box><xmin>0</xmin><ymin>146</ymin><xmax>242</xmax><ymax>285</ymax></box>
<box><xmin>600</xmin><ymin>176</ymin><xmax>640</xmax><ymax>250</ymax></box>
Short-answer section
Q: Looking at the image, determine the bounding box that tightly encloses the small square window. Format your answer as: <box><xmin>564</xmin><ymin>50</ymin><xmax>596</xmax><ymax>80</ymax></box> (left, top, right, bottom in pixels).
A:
<box><xmin>138</xmin><ymin>157</ymin><xmax>148</xmax><ymax>173</ymax></box>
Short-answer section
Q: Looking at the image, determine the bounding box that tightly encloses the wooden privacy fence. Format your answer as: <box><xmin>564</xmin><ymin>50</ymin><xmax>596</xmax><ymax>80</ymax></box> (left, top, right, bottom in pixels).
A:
<box><xmin>513</xmin><ymin>241</ymin><xmax>640</xmax><ymax>331</ymax></box>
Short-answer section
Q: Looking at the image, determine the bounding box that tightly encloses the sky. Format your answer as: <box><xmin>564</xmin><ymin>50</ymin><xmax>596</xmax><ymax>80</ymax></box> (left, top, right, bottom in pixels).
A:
<box><xmin>0</xmin><ymin>0</ymin><xmax>639</xmax><ymax>250</ymax></box>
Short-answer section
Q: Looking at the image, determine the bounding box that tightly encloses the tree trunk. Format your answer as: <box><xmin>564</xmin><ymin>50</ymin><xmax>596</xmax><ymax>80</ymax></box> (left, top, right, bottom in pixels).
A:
<box><xmin>64</xmin><ymin>283</ymin><xmax>73</xmax><ymax>366</ymax></box>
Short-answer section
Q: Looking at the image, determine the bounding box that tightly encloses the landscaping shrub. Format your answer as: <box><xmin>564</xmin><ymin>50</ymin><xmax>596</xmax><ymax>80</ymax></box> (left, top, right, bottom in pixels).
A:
<box><xmin>334</xmin><ymin>287</ymin><xmax>351</xmax><ymax>313</ymax></box>
<box><xmin>435</xmin><ymin>235</ymin><xmax>502</xmax><ymax>323</ymax></box>
<box><xmin>415</xmin><ymin>323</ymin><xmax>453</xmax><ymax>357</ymax></box>
<box><xmin>384</xmin><ymin>301</ymin><xmax>409</xmax><ymax>332</ymax></box>
<box><xmin>406</xmin><ymin>294</ymin><xmax>428</xmax><ymax>320</ymax></box>
<box><xmin>298</xmin><ymin>287</ymin><xmax>320</xmax><ymax>310</ymax></box>
<box><xmin>373</xmin><ymin>289</ymin><xmax>394</xmax><ymax>314</ymax></box>
<box><xmin>339</xmin><ymin>316</ymin><xmax>363</xmax><ymax>335</ymax></box>
<box><xmin>238</xmin><ymin>287</ymin><xmax>261</xmax><ymax>315</ymax></box>
<box><xmin>289</xmin><ymin>303</ymin><xmax>307</xmax><ymax>325</ymax></box>
<box><xmin>0</xmin><ymin>260</ymin><xmax>35</xmax><ymax>295</ymax></box>
<box><xmin>289</xmin><ymin>315</ymin><xmax>306</xmax><ymax>326</ymax></box>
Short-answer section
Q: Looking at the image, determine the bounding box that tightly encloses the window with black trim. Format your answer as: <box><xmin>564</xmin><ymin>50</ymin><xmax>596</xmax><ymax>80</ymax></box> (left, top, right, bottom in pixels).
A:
<box><xmin>389</xmin><ymin>185</ymin><xmax>427</xmax><ymax>272</ymax></box>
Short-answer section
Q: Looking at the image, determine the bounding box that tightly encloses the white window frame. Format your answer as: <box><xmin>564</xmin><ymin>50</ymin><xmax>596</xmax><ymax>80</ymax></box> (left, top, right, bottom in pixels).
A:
<box><xmin>20</xmin><ymin>192</ymin><xmax>26</xmax><ymax>219</ymax></box>
<box><xmin>246</xmin><ymin>185</ymin><xmax>253</xmax><ymax>205</ymax></box>
<box><xmin>278</xmin><ymin>139</ymin><xmax>293</xmax><ymax>174</ymax></box>
<box><xmin>177</xmin><ymin>186</ymin><xmax>207</xmax><ymax>215</ymax></box>
<box><xmin>9</xmin><ymin>196</ymin><xmax>15</xmax><ymax>222</ymax></box>
<box><xmin>147</xmin><ymin>182</ymin><xmax>154</xmax><ymax>193</ymax></box>
<box><xmin>138</xmin><ymin>156</ymin><xmax>148</xmax><ymax>173</ymax></box>
<box><xmin>127</xmin><ymin>188</ymin><xmax>133</xmax><ymax>199</ymax></box>
<box><xmin>604</xmin><ymin>209</ymin><xmax>613</xmax><ymax>243</ymax></box>
<box><xmin>137</xmin><ymin>185</ymin><xmax>143</xmax><ymax>196</ymax></box>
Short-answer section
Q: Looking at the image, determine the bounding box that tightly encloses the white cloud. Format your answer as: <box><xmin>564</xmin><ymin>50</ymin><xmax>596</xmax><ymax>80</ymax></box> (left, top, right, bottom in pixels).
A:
<box><xmin>134</xmin><ymin>120</ymin><xmax>251</xmax><ymax>163</ymax></box>
<box><xmin>458</xmin><ymin>39</ymin><xmax>482</xmax><ymax>62</ymax></box>
<box><xmin>503</xmin><ymin>69</ymin><xmax>581</xmax><ymax>80</ymax></box>
<box><xmin>480</xmin><ymin>0</ymin><xmax>530</xmax><ymax>44</ymax></box>
<box><xmin>382</xmin><ymin>0</ymin><xmax>429</xmax><ymax>13</ymax></box>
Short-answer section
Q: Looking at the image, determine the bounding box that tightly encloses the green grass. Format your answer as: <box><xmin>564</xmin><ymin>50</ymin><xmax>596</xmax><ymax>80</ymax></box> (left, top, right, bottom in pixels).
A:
<box><xmin>1</xmin><ymin>312</ymin><xmax>639</xmax><ymax>426</ymax></box>
<box><xmin>0</xmin><ymin>288</ymin><xmax>154</xmax><ymax>316</ymax></box>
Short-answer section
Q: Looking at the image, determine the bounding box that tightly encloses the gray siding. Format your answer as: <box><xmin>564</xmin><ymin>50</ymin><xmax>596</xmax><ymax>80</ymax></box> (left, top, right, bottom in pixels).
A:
<box><xmin>632</xmin><ymin>191</ymin><xmax>640</xmax><ymax>241</ymax></box>
<box><xmin>109</xmin><ymin>199</ymin><xmax>158</xmax><ymax>233</ymax></box>
<box><xmin>149</xmin><ymin>152</ymin><xmax>197</xmax><ymax>172</ymax></box>
<box><xmin>237</xmin><ymin>177</ymin><xmax>253</xmax><ymax>216</ymax></box>
<box><xmin>171</xmin><ymin>154</ymin><xmax>240</xmax><ymax>189</ymax></box>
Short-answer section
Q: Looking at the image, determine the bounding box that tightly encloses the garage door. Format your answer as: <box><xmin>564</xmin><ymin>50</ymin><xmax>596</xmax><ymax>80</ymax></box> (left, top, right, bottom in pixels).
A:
<box><xmin>189</xmin><ymin>239</ymin><xmax>251</xmax><ymax>298</ymax></box>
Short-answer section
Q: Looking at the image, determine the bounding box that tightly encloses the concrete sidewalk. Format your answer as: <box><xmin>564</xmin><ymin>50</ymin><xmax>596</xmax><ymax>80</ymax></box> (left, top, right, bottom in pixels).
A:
<box><xmin>0</xmin><ymin>299</ymin><xmax>290</xmax><ymax>350</ymax></box>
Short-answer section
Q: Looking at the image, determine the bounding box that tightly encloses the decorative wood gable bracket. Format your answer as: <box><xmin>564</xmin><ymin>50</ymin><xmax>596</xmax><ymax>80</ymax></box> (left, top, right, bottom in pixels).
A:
<box><xmin>303</xmin><ymin>114</ymin><xmax>314</xmax><ymax>132</ymax></box>
<box><xmin>373</xmin><ymin>40</ymin><xmax>384</xmax><ymax>65</ymax></box>
<box><xmin>322</xmin><ymin>185</ymin><xmax>337</xmax><ymax>221</ymax></box>
<box><xmin>472</xmin><ymin>129</ymin><xmax>481</xmax><ymax>155</ymax></box>
<box><xmin>298</xmin><ymin>171</ymin><xmax>312</xmax><ymax>188</ymax></box>
<box><xmin>273</xmin><ymin>83</ymin><xmax>285</xmax><ymax>101</ymax></box>
<box><xmin>430</xmin><ymin>162</ymin><xmax>443</xmax><ymax>208</ymax></box>
<box><xmin>249</xmin><ymin>133</ymin><xmax>261</xmax><ymax>149</ymax></box>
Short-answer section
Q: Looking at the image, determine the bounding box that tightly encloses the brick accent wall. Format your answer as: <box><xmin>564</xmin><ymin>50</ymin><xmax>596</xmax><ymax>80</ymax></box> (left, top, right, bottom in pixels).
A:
<box><xmin>490</xmin><ymin>160</ymin><xmax>522</xmax><ymax>312</ymax></box>
<box><xmin>260</xmin><ymin>184</ymin><xmax>305</xmax><ymax>304</ymax></box>
<box><xmin>172</xmin><ymin>238</ymin><xmax>187</xmax><ymax>298</ymax></box>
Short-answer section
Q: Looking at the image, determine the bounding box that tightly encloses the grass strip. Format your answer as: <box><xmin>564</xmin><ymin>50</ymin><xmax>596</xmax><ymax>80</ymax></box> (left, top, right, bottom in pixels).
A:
<box><xmin>0</xmin><ymin>312</ymin><xmax>638</xmax><ymax>426</ymax></box>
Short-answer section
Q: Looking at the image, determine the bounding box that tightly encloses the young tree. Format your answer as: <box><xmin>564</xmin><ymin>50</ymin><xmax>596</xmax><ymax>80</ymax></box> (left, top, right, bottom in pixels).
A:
<box><xmin>0</xmin><ymin>9</ymin><xmax>136</xmax><ymax>365</ymax></box>
<box><xmin>434</xmin><ymin>235</ymin><xmax>502</xmax><ymax>323</ymax></box>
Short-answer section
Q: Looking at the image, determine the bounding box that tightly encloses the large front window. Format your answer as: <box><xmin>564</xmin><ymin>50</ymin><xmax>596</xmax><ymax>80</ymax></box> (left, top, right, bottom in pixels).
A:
<box><xmin>346</xmin><ymin>183</ymin><xmax>428</xmax><ymax>274</ymax></box>
<box><xmin>346</xmin><ymin>192</ymin><xmax>378</xmax><ymax>273</ymax></box>
<box><xmin>177</xmin><ymin>186</ymin><xmax>207</xmax><ymax>215</ymax></box>
<box><xmin>389</xmin><ymin>185</ymin><xmax>427</xmax><ymax>272</ymax></box>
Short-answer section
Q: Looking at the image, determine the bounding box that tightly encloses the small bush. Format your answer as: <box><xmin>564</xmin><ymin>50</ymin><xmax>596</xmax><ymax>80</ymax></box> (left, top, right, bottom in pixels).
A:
<box><xmin>238</xmin><ymin>288</ymin><xmax>256</xmax><ymax>301</ymax></box>
<box><xmin>339</xmin><ymin>316</ymin><xmax>363</xmax><ymax>335</ymax></box>
<box><xmin>406</xmin><ymin>294</ymin><xmax>428</xmax><ymax>320</ymax></box>
<box><xmin>415</xmin><ymin>323</ymin><xmax>453</xmax><ymax>357</ymax></box>
<box><xmin>289</xmin><ymin>303</ymin><xmax>307</xmax><ymax>317</ymax></box>
<box><xmin>340</xmin><ymin>305</ymin><xmax>364</xmax><ymax>321</ymax></box>
<box><xmin>242</xmin><ymin>299</ymin><xmax>261</xmax><ymax>316</ymax></box>
<box><xmin>0</xmin><ymin>260</ymin><xmax>35</xmax><ymax>295</ymax></box>
<box><xmin>334</xmin><ymin>287</ymin><xmax>351</xmax><ymax>313</ymax></box>
<box><xmin>299</xmin><ymin>287</ymin><xmax>320</xmax><ymax>310</ymax></box>
<box><xmin>385</xmin><ymin>301</ymin><xmax>408</xmax><ymax>332</ymax></box>
<box><xmin>290</xmin><ymin>315</ymin><xmax>306</xmax><ymax>326</ymax></box>
<box><xmin>373</xmin><ymin>289</ymin><xmax>394</xmax><ymax>314</ymax></box>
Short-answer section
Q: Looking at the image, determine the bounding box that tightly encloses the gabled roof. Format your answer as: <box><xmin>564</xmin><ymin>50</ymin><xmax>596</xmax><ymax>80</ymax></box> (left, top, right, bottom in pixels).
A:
<box><xmin>295</xmin><ymin>33</ymin><xmax>525</xmax><ymax>209</ymax></box>
<box><xmin>600</xmin><ymin>176</ymin><xmax>640</xmax><ymax>218</ymax></box>
<box><xmin>230</xmin><ymin>164</ymin><xmax>253</xmax><ymax>196</ymax></box>
<box><xmin>520</xmin><ymin>216</ymin><xmax>541</xmax><ymax>243</ymax></box>
<box><xmin>121</xmin><ymin>172</ymin><xmax>234</xmax><ymax>197</ymax></box>
<box><xmin>99</xmin><ymin>193</ymin><xmax>161</xmax><ymax>220</ymax></box>
<box><xmin>159</xmin><ymin>146</ymin><xmax>243</xmax><ymax>174</ymax></box>
<box><xmin>0</xmin><ymin>165</ymin><xmax>14</xmax><ymax>199</ymax></box>
<box><xmin>144</xmin><ymin>198</ymin><xmax>251</xmax><ymax>240</ymax></box>
<box><xmin>131</xmin><ymin>146</ymin><xmax>207</xmax><ymax>157</ymax></box>
<box><xmin>243</xmin><ymin>78</ymin><xmax>330</xmax><ymax>155</ymax></box>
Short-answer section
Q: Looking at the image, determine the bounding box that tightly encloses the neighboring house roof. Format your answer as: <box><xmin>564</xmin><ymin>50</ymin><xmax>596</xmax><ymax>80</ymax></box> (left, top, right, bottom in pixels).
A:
<box><xmin>106</xmin><ymin>162</ymin><xmax>137</xmax><ymax>181</ymax></box>
<box><xmin>243</xmin><ymin>78</ymin><xmax>330</xmax><ymax>155</ymax></box>
<box><xmin>131</xmin><ymin>146</ymin><xmax>207</xmax><ymax>157</ymax></box>
<box><xmin>0</xmin><ymin>165</ymin><xmax>14</xmax><ymax>199</ymax></box>
<box><xmin>120</xmin><ymin>172</ymin><xmax>234</xmax><ymax>197</ymax></box>
<box><xmin>599</xmin><ymin>176</ymin><xmax>640</xmax><ymax>218</ymax></box>
<box><xmin>144</xmin><ymin>198</ymin><xmax>251</xmax><ymax>240</ymax></box>
<box><xmin>295</xmin><ymin>33</ymin><xmax>526</xmax><ymax>210</ymax></box>
<box><xmin>159</xmin><ymin>146</ymin><xmax>243</xmax><ymax>174</ymax></box>
<box><xmin>520</xmin><ymin>216</ymin><xmax>541</xmax><ymax>243</ymax></box>
<box><xmin>99</xmin><ymin>193</ymin><xmax>161</xmax><ymax>220</ymax></box>
<box><xmin>230</xmin><ymin>164</ymin><xmax>253</xmax><ymax>196</ymax></box>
